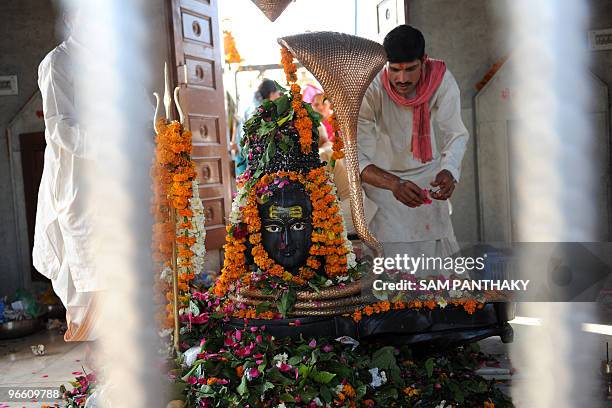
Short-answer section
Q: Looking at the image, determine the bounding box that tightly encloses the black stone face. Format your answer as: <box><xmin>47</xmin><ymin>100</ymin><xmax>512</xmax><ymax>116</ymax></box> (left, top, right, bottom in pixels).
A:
<box><xmin>259</xmin><ymin>182</ymin><xmax>313</xmax><ymax>271</ymax></box>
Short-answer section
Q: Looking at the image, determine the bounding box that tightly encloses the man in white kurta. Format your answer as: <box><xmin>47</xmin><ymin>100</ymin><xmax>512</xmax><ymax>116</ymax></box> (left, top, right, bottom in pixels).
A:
<box><xmin>357</xmin><ymin>25</ymin><xmax>468</xmax><ymax>267</ymax></box>
<box><xmin>34</xmin><ymin>34</ymin><xmax>101</xmax><ymax>341</ymax></box>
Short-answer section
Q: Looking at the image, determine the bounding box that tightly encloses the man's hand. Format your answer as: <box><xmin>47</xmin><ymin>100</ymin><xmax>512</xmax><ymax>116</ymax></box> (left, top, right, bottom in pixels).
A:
<box><xmin>430</xmin><ymin>170</ymin><xmax>456</xmax><ymax>200</ymax></box>
<box><xmin>391</xmin><ymin>179</ymin><xmax>428</xmax><ymax>208</ymax></box>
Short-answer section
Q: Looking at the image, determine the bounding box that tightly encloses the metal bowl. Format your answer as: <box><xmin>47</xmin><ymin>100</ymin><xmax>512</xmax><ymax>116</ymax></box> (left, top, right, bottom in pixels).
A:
<box><xmin>0</xmin><ymin>318</ymin><xmax>43</xmax><ymax>340</ymax></box>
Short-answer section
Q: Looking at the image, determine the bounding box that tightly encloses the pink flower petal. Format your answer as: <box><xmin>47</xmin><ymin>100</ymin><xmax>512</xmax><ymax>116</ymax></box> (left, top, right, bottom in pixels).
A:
<box><xmin>41</xmin><ymin>374</ymin><xmax>48</xmax><ymax>378</ymax></box>
<box><xmin>72</xmin><ymin>371</ymin><xmax>83</xmax><ymax>375</ymax></box>
<box><xmin>248</xmin><ymin>368</ymin><xmax>260</xmax><ymax>378</ymax></box>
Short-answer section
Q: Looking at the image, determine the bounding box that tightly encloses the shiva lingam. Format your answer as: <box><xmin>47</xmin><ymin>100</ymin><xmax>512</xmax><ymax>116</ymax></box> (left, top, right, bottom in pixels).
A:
<box><xmin>216</xmin><ymin>31</ymin><xmax>514</xmax><ymax>346</ymax></box>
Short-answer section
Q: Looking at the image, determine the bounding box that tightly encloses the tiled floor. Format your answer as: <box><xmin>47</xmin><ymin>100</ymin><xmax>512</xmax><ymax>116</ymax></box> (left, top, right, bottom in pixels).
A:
<box><xmin>0</xmin><ymin>329</ymin><xmax>87</xmax><ymax>408</ymax></box>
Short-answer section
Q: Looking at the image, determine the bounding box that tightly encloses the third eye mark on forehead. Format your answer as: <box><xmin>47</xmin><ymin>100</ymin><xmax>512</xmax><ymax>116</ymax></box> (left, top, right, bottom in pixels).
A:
<box><xmin>268</xmin><ymin>205</ymin><xmax>303</xmax><ymax>220</ymax></box>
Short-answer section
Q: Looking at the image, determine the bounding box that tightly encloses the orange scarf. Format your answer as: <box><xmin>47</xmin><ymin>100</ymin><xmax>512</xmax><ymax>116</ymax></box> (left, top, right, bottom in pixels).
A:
<box><xmin>382</xmin><ymin>58</ymin><xmax>446</xmax><ymax>163</ymax></box>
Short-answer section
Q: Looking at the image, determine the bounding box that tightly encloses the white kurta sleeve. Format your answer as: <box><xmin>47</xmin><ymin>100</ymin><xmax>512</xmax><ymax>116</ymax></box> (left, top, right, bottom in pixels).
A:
<box><xmin>357</xmin><ymin>80</ymin><xmax>380</xmax><ymax>174</ymax></box>
<box><xmin>38</xmin><ymin>55</ymin><xmax>93</xmax><ymax>159</ymax></box>
<box><xmin>434</xmin><ymin>71</ymin><xmax>469</xmax><ymax>182</ymax></box>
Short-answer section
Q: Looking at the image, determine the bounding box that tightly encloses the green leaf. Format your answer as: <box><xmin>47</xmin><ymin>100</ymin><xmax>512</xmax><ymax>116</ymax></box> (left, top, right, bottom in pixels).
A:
<box><xmin>255</xmin><ymin>301</ymin><xmax>273</xmax><ymax>315</ymax></box>
<box><xmin>449</xmin><ymin>382</ymin><xmax>465</xmax><ymax>403</ymax></box>
<box><xmin>377</xmin><ymin>386</ymin><xmax>399</xmax><ymax>400</ymax></box>
<box><xmin>309</xmin><ymin>350</ymin><xmax>320</xmax><ymax>365</ymax></box>
<box><xmin>277</xmin><ymin>140</ymin><xmax>289</xmax><ymax>153</ymax></box>
<box><xmin>320</xmin><ymin>385</ymin><xmax>332</xmax><ymax>403</ymax></box>
<box><xmin>263</xmin><ymin>139</ymin><xmax>277</xmax><ymax>164</ymax></box>
<box><xmin>372</xmin><ymin>347</ymin><xmax>396</xmax><ymax>369</ymax></box>
<box><xmin>276</xmin><ymin>113</ymin><xmax>292</xmax><ymax>128</ymax></box>
<box><xmin>311</xmin><ymin>369</ymin><xmax>336</xmax><ymax>384</ymax></box>
<box><xmin>288</xmin><ymin>355</ymin><xmax>303</xmax><ymax>365</ymax></box>
<box><xmin>257</xmin><ymin>120</ymin><xmax>277</xmax><ymax>137</ymax></box>
<box><xmin>273</xmin><ymin>81</ymin><xmax>287</xmax><ymax>93</ymax></box>
<box><xmin>356</xmin><ymin>384</ymin><xmax>367</xmax><ymax>399</ymax></box>
<box><xmin>307</xmin><ymin>281</ymin><xmax>321</xmax><ymax>293</ymax></box>
<box><xmin>197</xmin><ymin>385</ymin><xmax>214</xmax><ymax>396</ymax></box>
<box><xmin>273</xmin><ymin>95</ymin><xmax>290</xmax><ymax>116</ymax></box>
<box><xmin>262</xmin><ymin>381</ymin><xmax>274</xmax><ymax>394</ymax></box>
<box><xmin>280</xmin><ymin>393</ymin><xmax>295</xmax><ymax>402</ymax></box>
<box><xmin>304</xmin><ymin>102</ymin><xmax>321</xmax><ymax>125</ymax></box>
<box><xmin>372</xmin><ymin>346</ymin><xmax>403</xmax><ymax>385</ymax></box>
<box><xmin>237</xmin><ymin>375</ymin><xmax>248</xmax><ymax>396</ymax></box>
<box><xmin>298</xmin><ymin>363</ymin><xmax>312</xmax><ymax>379</ymax></box>
<box><xmin>261</xmin><ymin>99</ymin><xmax>274</xmax><ymax>110</ymax></box>
<box><xmin>425</xmin><ymin>357</ymin><xmax>434</xmax><ymax>378</ymax></box>
<box><xmin>333</xmin><ymin>364</ymin><xmax>353</xmax><ymax>380</ymax></box>
<box><xmin>301</xmin><ymin>387</ymin><xmax>318</xmax><ymax>403</ymax></box>
<box><xmin>267</xmin><ymin>368</ymin><xmax>293</xmax><ymax>386</ymax></box>
<box><xmin>278</xmin><ymin>288</ymin><xmax>296</xmax><ymax>318</ymax></box>
<box><xmin>282</xmin><ymin>133</ymin><xmax>295</xmax><ymax>148</ymax></box>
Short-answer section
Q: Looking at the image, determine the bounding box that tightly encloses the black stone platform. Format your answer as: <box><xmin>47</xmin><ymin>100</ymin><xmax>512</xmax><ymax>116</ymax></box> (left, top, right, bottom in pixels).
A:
<box><xmin>226</xmin><ymin>302</ymin><xmax>515</xmax><ymax>349</ymax></box>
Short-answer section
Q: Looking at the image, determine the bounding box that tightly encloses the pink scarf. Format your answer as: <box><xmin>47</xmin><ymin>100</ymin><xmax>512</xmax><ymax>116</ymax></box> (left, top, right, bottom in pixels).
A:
<box><xmin>382</xmin><ymin>58</ymin><xmax>446</xmax><ymax>163</ymax></box>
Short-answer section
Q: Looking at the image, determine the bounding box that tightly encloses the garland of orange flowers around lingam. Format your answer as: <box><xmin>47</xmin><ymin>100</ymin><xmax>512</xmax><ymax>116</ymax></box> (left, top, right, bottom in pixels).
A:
<box><xmin>213</xmin><ymin>167</ymin><xmax>356</xmax><ymax>303</ymax></box>
<box><xmin>152</xmin><ymin>119</ymin><xmax>206</xmax><ymax>338</ymax></box>
<box><xmin>351</xmin><ymin>298</ymin><xmax>484</xmax><ymax>322</ymax></box>
<box><xmin>281</xmin><ymin>47</ymin><xmax>313</xmax><ymax>154</ymax></box>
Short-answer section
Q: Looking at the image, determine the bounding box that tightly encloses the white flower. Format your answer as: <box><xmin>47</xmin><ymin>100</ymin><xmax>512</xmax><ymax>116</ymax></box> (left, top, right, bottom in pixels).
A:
<box><xmin>346</xmin><ymin>250</ymin><xmax>357</xmax><ymax>269</ymax></box>
<box><xmin>158</xmin><ymin>328</ymin><xmax>173</xmax><ymax>338</ymax></box>
<box><xmin>182</xmin><ymin>346</ymin><xmax>201</xmax><ymax>368</ymax></box>
<box><xmin>369</xmin><ymin>367</ymin><xmax>385</xmax><ymax>387</ymax></box>
<box><xmin>324</xmin><ymin>279</ymin><xmax>333</xmax><ymax>287</ymax></box>
<box><xmin>160</xmin><ymin>266</ymin><xmax>173</xmax><ymax>284</ymax></box>
<box><xmin>272</xmin><ymin>352</ymin><xmax>288</xmax><ymax>364</ymax></box>
<box><xmin>192</xmin><ymin>242</ymin><xmax>206</xmax><ymax>257</ymax></box>
<box><xmin>312</xmin><ymin>397</ymin><xmax>323</xmax><ymax>406</ymax></box>
<box><xmin>335</xmin><ymin>336</ymin><xmax>359</xmax><ymax>351</ymax></box>
<box><xmin>437</xmin><ymin>297</ymin><xmax>448</xmax><ymax>308</ymax></box>
<box><xmin>448</xmin><ymin>290</ymin><xmax>462</xmax><ymax>298</ymax></box>
<box><xmin>229</xmin><ymin>186</ymin><xmax>248</xmax><ymax>225</ymax></box>
<box><xmin>275</xmin><ymin>404</ymin><xmax>287</xmax><ymax>408</ymax></box>
<box><xmin>434</xmin><ymin>401</ymin><xmax>447</xmax><ymax>408</ymax></box>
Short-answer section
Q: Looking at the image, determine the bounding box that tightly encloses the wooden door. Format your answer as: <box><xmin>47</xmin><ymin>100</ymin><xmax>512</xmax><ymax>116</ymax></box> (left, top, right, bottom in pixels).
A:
<box><xmin>356</xmin><ymin>0</ymin><xmax>410</xmax><ymax>42</ymax></box>
<box><xmin>19</xmin><ymin>132</ymin><xmax>46</xmax><ymax>281</ymax></box>
<box><xmin>168</xmin><ymin>0</ymin><xmax>232</xmax><ymax>249</ymax></box>
<box><xmin>376</xmin><ymin>0</ymin><xmax>410</xmax><ymax>39</ymax></box>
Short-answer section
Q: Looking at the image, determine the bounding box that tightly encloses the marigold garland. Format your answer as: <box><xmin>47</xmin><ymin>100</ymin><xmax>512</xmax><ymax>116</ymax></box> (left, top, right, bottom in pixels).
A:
<box><xmin>213</xmin><ymin>166</ymin><xmax>350</xmax><ymax>298</ymax></box>
<box><xmin>223</xmin><ymin>30</ymin><xmax>242</xmax><ymax>65</ymax></box>
<box><xmin>350</xmin><ymin>299</ymin><xmax>485</xmax><ymax>322</ymax></box>
<box><xmin>152</xmin><ymin>119</ymin><xmax>202</xmax><ymax>331</ymax></box>
<box><xmin>281</xmin><ymin>47</ymin><xmax>313</xmax><ymax>154</ymax></box>
<box><xmin>327</xmin><ymin>110</ymin><xmax>345</xmax><ymax>161</ymax></box>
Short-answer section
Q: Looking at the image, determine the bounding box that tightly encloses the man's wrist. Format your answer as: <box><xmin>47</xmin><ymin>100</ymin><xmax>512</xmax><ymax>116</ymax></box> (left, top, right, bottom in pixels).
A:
<box><xmin>440</xmin><ymin>167</ymin><xmax>459</xmax><ymax>183</ymax></box>
<box><xmin>389</xmin><ymin>178</ymin><xmax>401</xmax><ymax>193</ymax></box>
